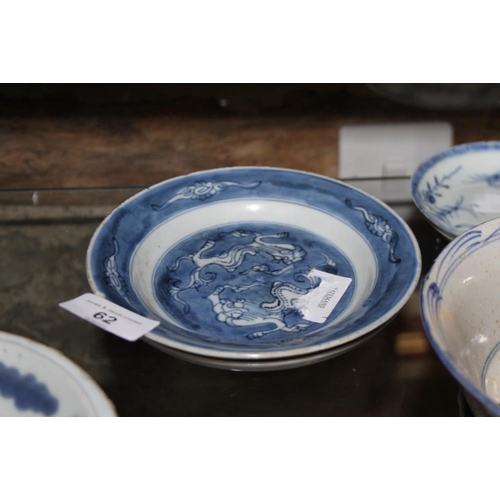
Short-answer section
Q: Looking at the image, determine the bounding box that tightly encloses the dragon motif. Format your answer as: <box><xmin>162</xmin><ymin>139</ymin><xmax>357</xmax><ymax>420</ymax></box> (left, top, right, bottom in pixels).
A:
<box><xmin>167</xmin><ymin>230</ymin><xmax>308</xmax><ymax>313</ymax></box>
<box><xmin>207</xmin><ymin>282</ymin><xmax>312</xmax><ymax>339</ymax></box>
<box><xmin>160</xmin><ymin>229</ymin><xmax>342</xmax><ymax>339</ymax></box>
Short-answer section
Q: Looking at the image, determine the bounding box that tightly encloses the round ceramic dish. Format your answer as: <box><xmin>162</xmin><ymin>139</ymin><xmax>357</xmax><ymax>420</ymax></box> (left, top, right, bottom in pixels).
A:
<box><xmin>411</xmin><ymin>142</ymin><xmax>500</xmax><ymax>239</ymax></box>
<box><xmin>87</xmin><ymin>166</ymin><xmax>421</xmax><ymax>360</ymax></box>
<box><xmin>143</xmin><ymin>320</ymin><xmax>388</xmax><ymax>371</ymax></box>
<box><xmin>420</xmin><ymin>217</ymin><xmax>500</xmax><ymax>416</ymax></box>
<box><xmin>0</xmin><ymin>331</ymin><xmax>116</xmax><ymax>417</ymax></box>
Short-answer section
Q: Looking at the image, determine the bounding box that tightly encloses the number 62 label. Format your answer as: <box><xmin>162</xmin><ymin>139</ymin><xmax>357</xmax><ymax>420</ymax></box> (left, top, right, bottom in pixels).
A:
<box><xmin>59</xmin><ymin>293</ymin><xmax>160</xmax><ymax>341</ymax></box>
<box><xmin>93</xmin><ymin>311</ymin><xmax>117</xmax><ymax>324</ymax></box>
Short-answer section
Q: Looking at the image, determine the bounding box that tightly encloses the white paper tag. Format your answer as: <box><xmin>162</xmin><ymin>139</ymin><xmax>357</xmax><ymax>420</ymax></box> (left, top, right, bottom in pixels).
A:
<box><xmin>295</xmin><ymin>270</ymin><xmax>352</xmax><ymax>324</ymax></box>
<box><xmin>59</xmin><ymin>293</ymin><xmax>160</xmax><ymax>341</ymax></box>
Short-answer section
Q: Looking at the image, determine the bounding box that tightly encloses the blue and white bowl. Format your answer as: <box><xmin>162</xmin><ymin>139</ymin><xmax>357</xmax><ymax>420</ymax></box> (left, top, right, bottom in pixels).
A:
<box><xmin>421</xmin><ymin>217</ymin><xmax>500</xmax><ymax>416</ymax></box>
<box><xmin>86</xmin><ymin>167</ymin><xmax>421</xmax><ymax>360</ymax></box>
<box><xmin>0</xmin><ymin>331</ymin><xmax>116</xmax><ymax>417</ymax></box>
<box><xmin>412</xmin><ymin>142</ymin><xmax>500</xmax><ymax>239</ymax></box>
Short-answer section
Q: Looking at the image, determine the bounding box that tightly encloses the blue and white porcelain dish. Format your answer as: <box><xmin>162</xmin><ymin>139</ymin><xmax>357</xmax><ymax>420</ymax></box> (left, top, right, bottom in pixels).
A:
<box><xmin>420</xmin><ymin>217</ymin><xmax>500</xmax><ymax>416</ymax></box>
<box><xmin>86</xmin><ymin>166</ymin><xmax>421</xmax><ymax>360</ymax></box>
<box><xmin>0</xmin><ymin>331</ymin><xmax>116</xmax><ymax>417</ymax></box>
<box><xmin>411</xmin><ymin>141</ymin><xmax>500</xmax><ymax>239</ymax></box>
<box><xmin>143</xmin><ymin>319</ymin><xmax>388</xmax><ymax>371</ymax></box>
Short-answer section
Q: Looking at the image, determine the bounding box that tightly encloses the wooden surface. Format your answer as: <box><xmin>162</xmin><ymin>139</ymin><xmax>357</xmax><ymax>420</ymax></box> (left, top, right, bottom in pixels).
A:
<box><xmin>0</xmin><ymin>84</ymin><xmax>499</xmax><ymax>190</ymax></box>
<box><xmin>0</xmin><ymin>115</ymin><xmax>342</xmax><ymax>189</ymax></box>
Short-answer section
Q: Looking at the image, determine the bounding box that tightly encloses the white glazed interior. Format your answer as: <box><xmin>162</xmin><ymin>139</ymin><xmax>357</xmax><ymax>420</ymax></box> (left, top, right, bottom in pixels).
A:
<box><xmin>130</xmin><ymin>199</ymin><xmax>378</xmax><ymax>330</ymax></box>
<box><xmin>415</xmin><ymin>148</ymin><xmax>500</xmax><ymax>237</ymax></box>
<box><xmin>426</xmin><ymin>233</ymin><xmax>500</xmax><ymax>405</ymax></box>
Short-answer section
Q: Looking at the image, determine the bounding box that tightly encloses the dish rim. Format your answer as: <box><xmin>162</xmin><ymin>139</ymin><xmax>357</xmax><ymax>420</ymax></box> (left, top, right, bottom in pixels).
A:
<box><xmin>0</xmin><ymin>330</ymin><xmax>117</xmax><ymax>417</ymax></box>
<box><xmin>142</xmin><ymin>319</ymin><xmax>389</xmax><ymax>371</ymax></box>
<box><xmin>86</xmin><ymin>165</ymin><xmax>422</xmax><ymax>360</ymax></box>
<box><xmin>411</xmin><ymin>141</ymin><xmax>500</xmax><ymax>238</ymax></box>
<box><xmin>419</xmin><ymin>217</ymin><xmax>500</xmax><ymax>416</ymax></box>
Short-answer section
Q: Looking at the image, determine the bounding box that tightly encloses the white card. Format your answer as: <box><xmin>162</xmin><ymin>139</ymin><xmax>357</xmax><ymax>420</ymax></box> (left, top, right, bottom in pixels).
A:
<box><xmin>295</xmin><ymin>269</ymin><xmax>352</xmax><ymax>323</ymax></box>
<box><xmin>59</xmin><ymin>293</ymin><xmax>160</xmax><ymax>341</ymax></box>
